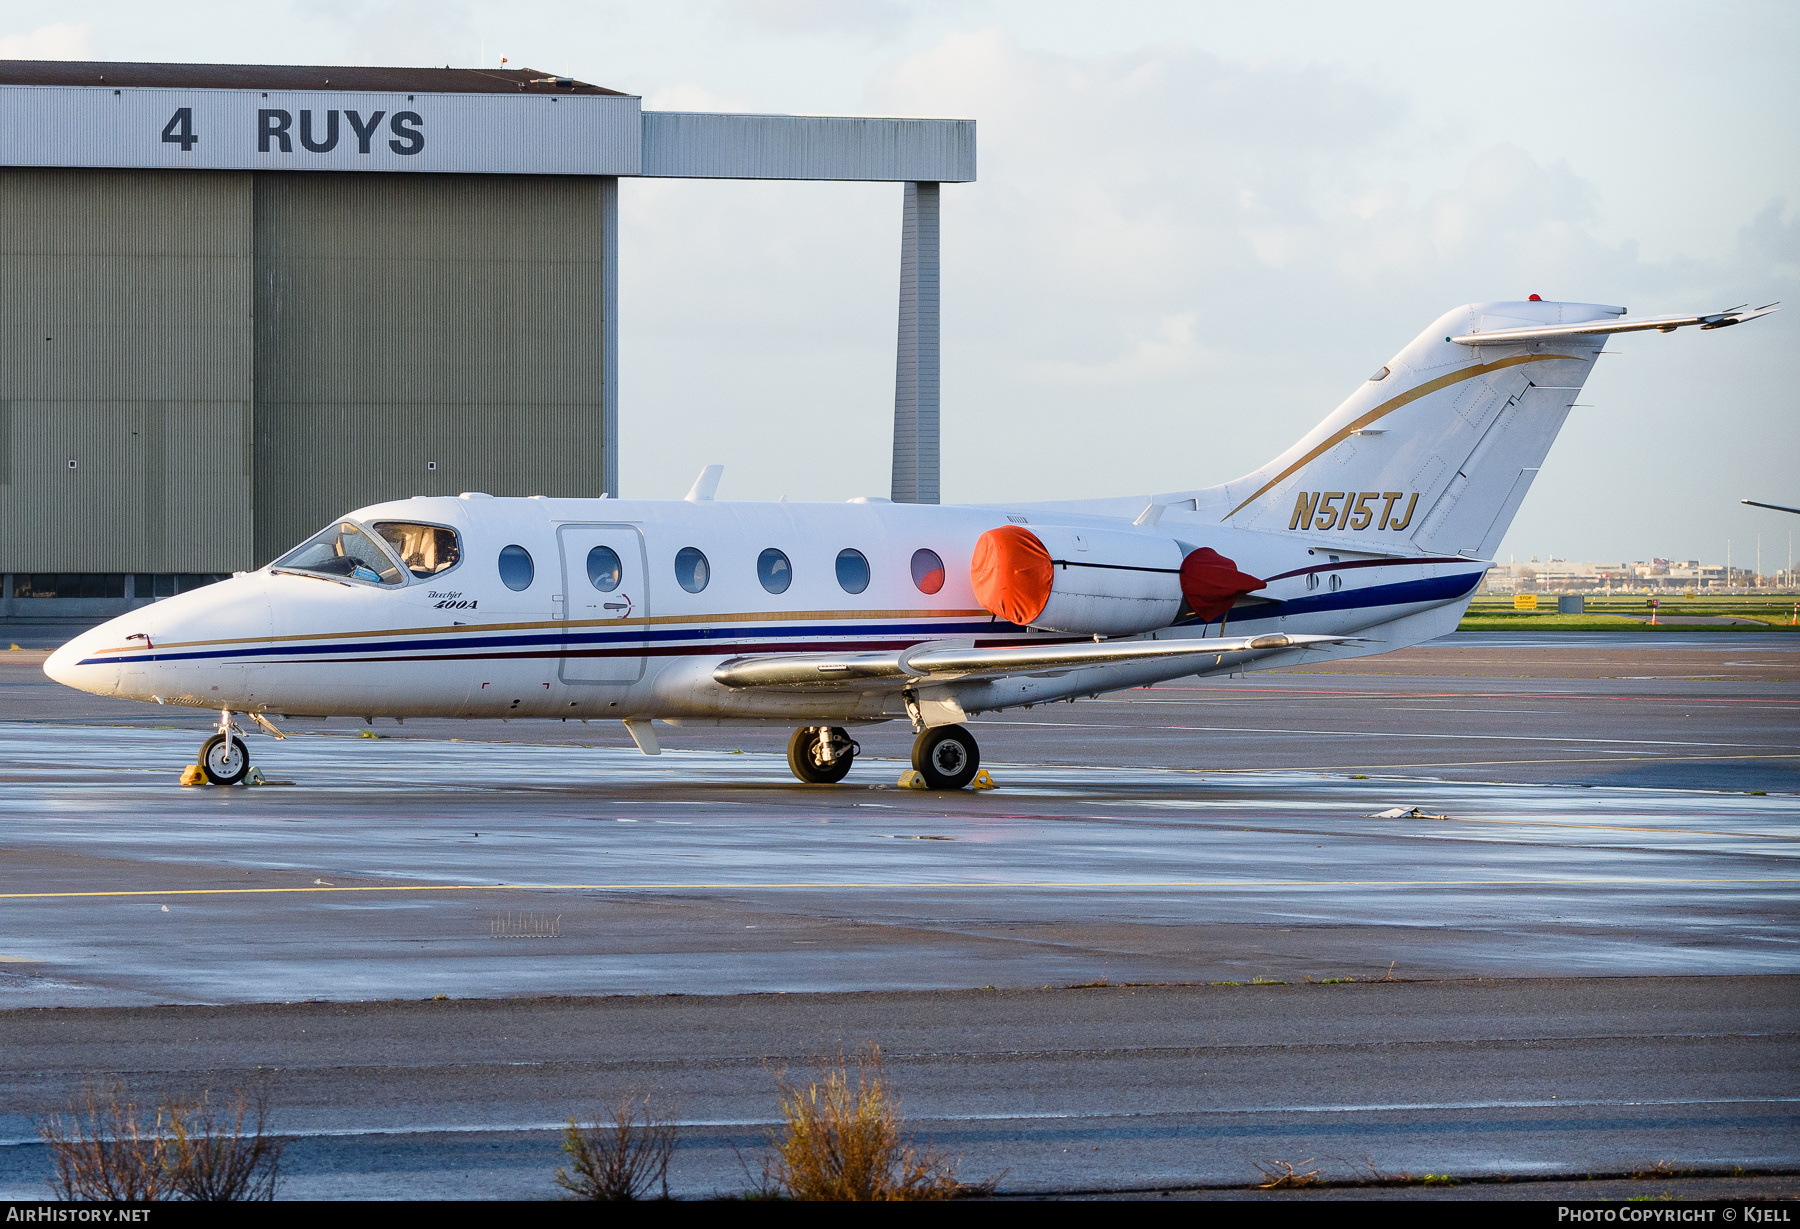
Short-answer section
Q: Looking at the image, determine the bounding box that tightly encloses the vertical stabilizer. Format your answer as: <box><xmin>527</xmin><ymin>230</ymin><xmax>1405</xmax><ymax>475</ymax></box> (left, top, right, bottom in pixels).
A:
<box><xmin>1215</xmin><ymin>300</ymin><xmax>1620</xmax><ymax>557</ymax></box>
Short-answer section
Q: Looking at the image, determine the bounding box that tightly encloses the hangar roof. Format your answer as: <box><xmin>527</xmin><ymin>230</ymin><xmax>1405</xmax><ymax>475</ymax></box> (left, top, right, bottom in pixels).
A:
<box><xmin>0</xmin><ymin>60</ymin><xmax>626</xmax><ymax>96</ymax></box>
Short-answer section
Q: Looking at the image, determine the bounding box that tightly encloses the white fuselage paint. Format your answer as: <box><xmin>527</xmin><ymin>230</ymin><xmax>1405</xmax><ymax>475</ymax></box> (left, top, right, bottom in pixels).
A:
<box><xmin>45</xmin><ymin>492</ymin><xmax>1484</xmax><ymax>726</ymax></box>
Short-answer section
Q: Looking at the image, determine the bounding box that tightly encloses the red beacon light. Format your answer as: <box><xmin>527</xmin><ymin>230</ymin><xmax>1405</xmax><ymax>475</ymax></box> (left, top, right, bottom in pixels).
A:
<box><xmin>1528</xmin><ymin>294</ymin><xmax>1542</xmax><ymax>301</ymax></box>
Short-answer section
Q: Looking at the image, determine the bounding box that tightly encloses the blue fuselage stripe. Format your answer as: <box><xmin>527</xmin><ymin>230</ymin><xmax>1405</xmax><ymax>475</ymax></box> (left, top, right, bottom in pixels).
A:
<box><xmin>1176</xmin><ymin>571</ymin><xmax>1482</xmax><ymax>627</ymax></box>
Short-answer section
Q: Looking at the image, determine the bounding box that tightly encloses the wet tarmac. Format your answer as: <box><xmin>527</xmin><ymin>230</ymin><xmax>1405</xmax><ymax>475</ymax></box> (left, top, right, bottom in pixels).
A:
<box><xmin>2</xmin><ymin>977</ymin><xmax>1795</xmax><ymax>1199</ymax></box>
<box><xmin>1</xmin><ymin>629</ymin><xmax>1795</xmax><ymax>1197</ymax></box>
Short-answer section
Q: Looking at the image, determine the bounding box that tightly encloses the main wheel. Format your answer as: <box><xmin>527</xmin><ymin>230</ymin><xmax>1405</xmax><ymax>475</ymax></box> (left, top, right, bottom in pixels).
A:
<box><xmin>787</xmin><ymin>726</ymin><xmax>855</xmax><ymax>784</ymax></box>
<box><xmin>200</xmin><ymin>733</ymin><xmax>250</xmax><ymax>785</ymax></box>
<box><xmin>911</xmin><ymin>725</ymin><xmax>979</xmax><ymax>790</ymax></box>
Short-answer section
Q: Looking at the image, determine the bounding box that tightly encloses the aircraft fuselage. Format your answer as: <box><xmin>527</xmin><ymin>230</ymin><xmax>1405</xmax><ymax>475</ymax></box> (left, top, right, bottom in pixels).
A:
<box><xmin>46</xmin><ymin>492</ymin><xmax>1483</xmax><ymax>727</ymax></box>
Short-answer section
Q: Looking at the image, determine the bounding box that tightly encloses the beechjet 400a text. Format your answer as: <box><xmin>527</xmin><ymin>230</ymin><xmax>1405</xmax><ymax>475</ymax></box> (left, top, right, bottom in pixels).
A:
<box><xmin>47</xmin><ymin>297</ymin><xmax>1777</xmax><ymax>788</ymax></box>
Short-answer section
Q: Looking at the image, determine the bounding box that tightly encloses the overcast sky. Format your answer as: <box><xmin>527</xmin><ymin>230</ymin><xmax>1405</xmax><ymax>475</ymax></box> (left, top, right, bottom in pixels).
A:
<box><xmin>5</xmin><ymin>1</ymin><xmax>1797</xmax><ymax>566</ymax></box>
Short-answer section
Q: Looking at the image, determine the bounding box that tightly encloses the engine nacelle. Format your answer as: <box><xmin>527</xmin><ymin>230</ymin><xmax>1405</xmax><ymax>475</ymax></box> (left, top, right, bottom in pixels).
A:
<box><xmin>970</xmin><ymin>524</ymin><xmax>1185</xmax><ymax>636</ymax></box>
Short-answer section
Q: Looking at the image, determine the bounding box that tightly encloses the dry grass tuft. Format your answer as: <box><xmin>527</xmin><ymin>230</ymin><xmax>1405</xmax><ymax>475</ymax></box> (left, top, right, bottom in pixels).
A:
<box><xmin>555</xmin><ymin>1093</ymin><xmax>678</xmax><ymax>1200</ymax></box>
<box><xmin>163</xmin><ymin>1088</ymin><xmax>286</xmax><ymax>1201</ymax></box>
<box><xmin>764</xmin><ymin>1046</ymin><xmax>993</xmax><ymax>1201</ymax></box>
<box><xmin>1255</xmin><ymin>1158</ymin><xmax>1323</xmax><ymax>1189</ymax></box>
<box><xmin>39</xmin><ymin>1083</ymin><xmax>285</xmax><ymax>1201</ymax></box>
<box><xmin>40</xmin><ymin>1084</ymin><xmax>173</xmax><ymax>1202</ymax></box>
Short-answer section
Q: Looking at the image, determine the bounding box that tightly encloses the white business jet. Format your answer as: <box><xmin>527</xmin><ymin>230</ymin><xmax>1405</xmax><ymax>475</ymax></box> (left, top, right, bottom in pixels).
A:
<box><xmin>46</xmin><ymin>298</ymin><xmax>1775</xmax><ymax>788</ymax></box>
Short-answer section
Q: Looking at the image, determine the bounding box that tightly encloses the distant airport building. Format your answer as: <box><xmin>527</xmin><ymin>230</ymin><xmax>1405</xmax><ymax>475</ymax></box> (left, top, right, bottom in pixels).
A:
<box><xmin>1480</xmin><ymin>558</ymin><xmax>1788</xmax><ymax>592</ymax></box>
<box><xmin>0</xmin><ymin>61</ymin><xmax>974</xmax><ymax>618</ymax></box>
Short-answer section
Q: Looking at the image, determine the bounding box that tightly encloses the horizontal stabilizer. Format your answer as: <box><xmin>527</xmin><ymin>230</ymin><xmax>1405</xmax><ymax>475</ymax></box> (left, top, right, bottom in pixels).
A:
<box><xmin>1450</xmin><ymin>303</ymin><xmax>1777</xmax><ymax>346</ymax></box>
<box><xmin>713</xmin><ymin>632</ymin><xmax>1353</xmax><ymax>691</ymax></box>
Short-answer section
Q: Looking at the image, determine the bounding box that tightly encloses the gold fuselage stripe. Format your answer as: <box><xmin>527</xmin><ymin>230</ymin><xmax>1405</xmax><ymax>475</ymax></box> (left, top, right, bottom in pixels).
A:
<box><xmin>1221</xmin><ymin>353</ymin><xmax>1576</xmax><ymax>522</ymax></box>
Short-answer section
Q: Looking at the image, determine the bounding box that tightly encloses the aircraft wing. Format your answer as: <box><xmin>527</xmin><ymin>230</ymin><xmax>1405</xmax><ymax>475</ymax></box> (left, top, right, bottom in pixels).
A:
<box><xmin>712</xmin><ymin>631</ymin><xmax>1353</xmax><ymax>692</ymax></box>
<box><xmin>1449</xmin><ymin>302</ymin><xmax>1777</xmax><ymax>346</ymax></box>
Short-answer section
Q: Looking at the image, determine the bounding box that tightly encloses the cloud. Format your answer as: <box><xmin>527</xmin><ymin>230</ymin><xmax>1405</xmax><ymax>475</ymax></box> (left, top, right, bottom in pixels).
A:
<box><xmin>864</xmin><ymin>30</ymin><xmax>1424</xmax><ymax>370</ymax></box>
<box><xmin>1737</xmin><ymin>198</ymin><xmax>1799</xmax><ymax>282</ymax></box>
<box><xmin>0</xmin><ymin>21</ymin><xmax>96</xmax><ymax>59</ymax></box>
<box><xmin>643</xmin><ymin>82</ymin><xmax>757</xmax><ymax>112</ymax></box>
<box><xmin>613</xmin><ymin>22</ymin><xmax>1791</xmax><ymax>556</ymax></box>
<box><xmin>861</xmin><ymin>31</ymin><xmax>1700</xmax><ymax>380</ymax></box>
<box><xmin>722</xmin><ymin>0</ymin><xmax>967</xmax><ymax>40</ymax></box>
<box><xmin>302</xmin><ymin>0</ymin><xmax>474</xmax><ymax>66</ymax></box>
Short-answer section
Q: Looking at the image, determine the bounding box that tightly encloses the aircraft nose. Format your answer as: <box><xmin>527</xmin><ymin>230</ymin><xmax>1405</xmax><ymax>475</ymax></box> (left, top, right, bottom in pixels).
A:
<box><xmin>43</xmin><ymin>627</ymin><xmax>121</xmax><ymax>696</ymax></box>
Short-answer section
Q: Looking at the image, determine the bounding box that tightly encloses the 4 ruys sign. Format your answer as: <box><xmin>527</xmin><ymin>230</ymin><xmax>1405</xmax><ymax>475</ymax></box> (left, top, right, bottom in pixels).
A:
<box><xmin>0</xmin><ymin>84</ymin><xmax>641</xmax><ymax>176</ymax></box>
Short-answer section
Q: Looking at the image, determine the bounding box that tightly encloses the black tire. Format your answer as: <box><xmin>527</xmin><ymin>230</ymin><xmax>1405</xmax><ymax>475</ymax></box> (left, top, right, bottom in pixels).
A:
<box><xmin>911</xmin><ymin>725</ymin><xmax>979</xmax><ymax>790</ymax></box>
<box><xmin>200</xmin><ymin>733</ymin><xmax>250</xmax><ymax>786</ymax></box>
<box><xmin>787</xmin><ymin>726</ymin><xmax>855</xmax><ymax>784</ymax></box>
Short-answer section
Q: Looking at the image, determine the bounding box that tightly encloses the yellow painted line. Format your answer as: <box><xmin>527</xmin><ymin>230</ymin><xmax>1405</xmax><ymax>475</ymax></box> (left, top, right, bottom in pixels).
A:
<box><xmin>4</xmin><ymin>877</ymin><xmax>1797</xmax><ymax>901</ymax></box>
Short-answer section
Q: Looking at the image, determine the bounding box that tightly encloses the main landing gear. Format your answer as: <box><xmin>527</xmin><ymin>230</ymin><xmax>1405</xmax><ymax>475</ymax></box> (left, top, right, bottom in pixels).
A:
<box><xmin>787</xmin><ymin>726</ymin><xmax>859</xmax><ymax>784</ymax></box>
<box><xmin>911</xmin><ymin>724</ymin><xmax>980</xmax><ymax>790</ymax></box>
<box><xmin>784</xmin><ymin>723</ymin><xmax>983</xmax><ymax>789</ymax></box>
<box><xmin>199</xmin><ymin>710</ymin><xmax>250</xmax><ymax>785</ymax></box>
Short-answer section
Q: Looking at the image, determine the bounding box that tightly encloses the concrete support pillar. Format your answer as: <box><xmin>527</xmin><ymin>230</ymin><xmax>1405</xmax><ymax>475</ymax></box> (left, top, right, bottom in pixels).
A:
<box><xmin>891</xmin><ymin>181</ymin><xmax>939</xmax><ymax>504</ymax></box>
<box><xmin>599</xmin><ymin>175</ymin><xmax>620</xmax><ymax>499</ymax></box>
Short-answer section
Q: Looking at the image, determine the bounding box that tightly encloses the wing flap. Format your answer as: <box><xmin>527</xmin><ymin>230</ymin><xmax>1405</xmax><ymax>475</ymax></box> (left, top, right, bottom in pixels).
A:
<box><xmin>712</xmin><ymin>632</ymin><xmax>1354</xmax><ymax>691</ymax></box>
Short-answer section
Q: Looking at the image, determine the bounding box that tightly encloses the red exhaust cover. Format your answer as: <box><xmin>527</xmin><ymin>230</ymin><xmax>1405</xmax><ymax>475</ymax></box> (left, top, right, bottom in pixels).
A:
<box><xmin>1179</xmin><ymin>547</ymin><xmax>1264</xmax><ymax>622</ymax></box>
<box><xmin>970</xmin><ymin>525</ymin><xmax>1054</xmax><ymax>626</ymax></box>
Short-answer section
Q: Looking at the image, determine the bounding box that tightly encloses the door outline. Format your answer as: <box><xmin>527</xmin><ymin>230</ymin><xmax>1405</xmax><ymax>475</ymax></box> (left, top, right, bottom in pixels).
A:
<box><xmin>556</xmin><ymin>522</ymin><xmax>649</xmax><ymax>686</ymax></box>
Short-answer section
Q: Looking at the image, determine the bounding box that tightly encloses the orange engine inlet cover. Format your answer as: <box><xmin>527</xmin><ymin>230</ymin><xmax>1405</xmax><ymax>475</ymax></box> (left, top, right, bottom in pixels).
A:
<box><xmin>970</xmin><ymin>525</ymin><xmax>1054</xmax><ymax>626</ymax></box>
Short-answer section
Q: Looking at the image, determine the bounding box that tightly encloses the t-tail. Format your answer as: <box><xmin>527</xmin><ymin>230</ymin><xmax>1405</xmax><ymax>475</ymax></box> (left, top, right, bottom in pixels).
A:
<box><xmin>1202</xmin><ymin>298</ymin><xmax>1776</xmax><ymax>559</ymax></box>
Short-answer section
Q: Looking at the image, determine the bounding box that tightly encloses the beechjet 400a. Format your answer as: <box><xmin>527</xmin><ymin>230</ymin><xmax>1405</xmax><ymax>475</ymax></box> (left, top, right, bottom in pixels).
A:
<box><xmin>47</xmin><ymin>297</ymin><xmax>1776</xmax><ymax>788</ymax></box>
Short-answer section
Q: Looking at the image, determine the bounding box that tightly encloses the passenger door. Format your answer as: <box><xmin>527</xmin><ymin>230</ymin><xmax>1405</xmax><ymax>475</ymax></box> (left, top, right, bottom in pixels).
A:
<box><xmin>556</xmin><ymin>523</ymin><xmax>649</xmax><ymax>685</ymax></box>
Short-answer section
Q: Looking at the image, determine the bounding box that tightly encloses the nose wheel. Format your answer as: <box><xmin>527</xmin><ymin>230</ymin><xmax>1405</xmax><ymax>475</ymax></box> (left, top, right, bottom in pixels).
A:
<box><xmin>912</xmin><ymin>725</ymin><xmax>980</xmax><ymax>790</ymax></box>
<box><xmin>200</xmin><ymin>732</ymin><xmax>250</xmax><ymax>785</ymax></box>
<box><xmin>787</xmin><ymin>726</ymin><xmax>858</xmax><ymax>784</ymax></box>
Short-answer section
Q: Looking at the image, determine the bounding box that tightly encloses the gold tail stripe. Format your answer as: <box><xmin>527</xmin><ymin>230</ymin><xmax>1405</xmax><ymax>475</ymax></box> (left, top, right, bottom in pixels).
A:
<box><xmin>1222</xmin><ymin>353</ymin><xmax>1572</xmax><ymax>522</ymax></box>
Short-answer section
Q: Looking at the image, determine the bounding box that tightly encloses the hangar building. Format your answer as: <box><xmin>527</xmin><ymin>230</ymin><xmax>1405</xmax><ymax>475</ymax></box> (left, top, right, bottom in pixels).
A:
<box><xmin>0</xmin><ymin>60</ymin><xmax>974</xmax><ymax>619</ymax></box>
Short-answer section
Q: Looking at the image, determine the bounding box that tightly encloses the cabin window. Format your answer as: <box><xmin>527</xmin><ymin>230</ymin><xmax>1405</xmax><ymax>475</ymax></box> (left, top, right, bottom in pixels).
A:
<box><xmin>586</xmin><ymin>545</ymin><xmax>623</xmax><ymax>592</ymax></box>
<box><xmin>675</xmin><ymin>547</ymin><xmax>710</xmax><ymax>594</ymax></box>
<box><xmin>274</xmin><ymin>521</ymin><xmax>405</xmax><ymax>586</ymax></box>
<box><xmin>835</xmin><ymin>548</ymin><xmax>870</xmax><ymax>595</ymax></box>
<box><xmin>498</xmin><ymin>544</ymin><xmax>534</xmax><ymax>591</ymax></box>
<box><xmin>757</xmin><ymin>548</ymin><xmax>792</xmax><ymax>594</ymax></box>
<box><xmin>372</xmin><ymin>522</ymin><xmax>461</xmax><ymax>578</ymax></box>
<box><xmin>910</xmin><ymin>548</ymin><xmax>945</xmax><ymax>595</ymax></box>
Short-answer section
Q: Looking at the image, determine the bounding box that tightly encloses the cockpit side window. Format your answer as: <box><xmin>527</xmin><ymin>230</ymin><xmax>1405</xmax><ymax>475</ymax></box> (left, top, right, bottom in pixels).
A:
<box><xmin>373</xmin><ymin>522</ymin><xmax>463</xmax><ymax>579</ymax></box>
<box><xmin>273</xmin><ymin>521</ymin><xmax>406</xmax><ymax>587</ymax></box>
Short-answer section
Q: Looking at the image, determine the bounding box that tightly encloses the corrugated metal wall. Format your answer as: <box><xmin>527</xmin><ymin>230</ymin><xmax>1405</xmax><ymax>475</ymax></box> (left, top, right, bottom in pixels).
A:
<box><xmin>251</xmin><ymin>172</ymin><xmax>608</xmax><ymax>563</ymax></box>
<box><xmin>0</xmin><ymin>169</ymin><xmax>254</xmax><ymax>571</ymax></box>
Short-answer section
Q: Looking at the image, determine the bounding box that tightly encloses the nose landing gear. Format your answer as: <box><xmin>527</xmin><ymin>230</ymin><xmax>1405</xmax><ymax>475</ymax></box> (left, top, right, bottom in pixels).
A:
<box><xmin>787</xmin><ymin>726</ymin><xmax>858</xmax><ymax>784</ymax></box>
<box><xmin>199</xmin><ymin>711</ymin><xmax>251</xmax><ymax>785</ymax></box>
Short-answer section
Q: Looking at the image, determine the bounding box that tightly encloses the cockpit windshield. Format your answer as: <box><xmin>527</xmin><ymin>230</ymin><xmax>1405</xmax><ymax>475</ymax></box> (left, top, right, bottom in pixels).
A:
<box><xmin>373</xmin><ymin>522</ymin><xmax>462</xmax><ymax>578</ymax></box>
<box><xmin>273</xmin><ymin>521</ymin><xmax>406</xmax><ymax>586</ymax></box>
